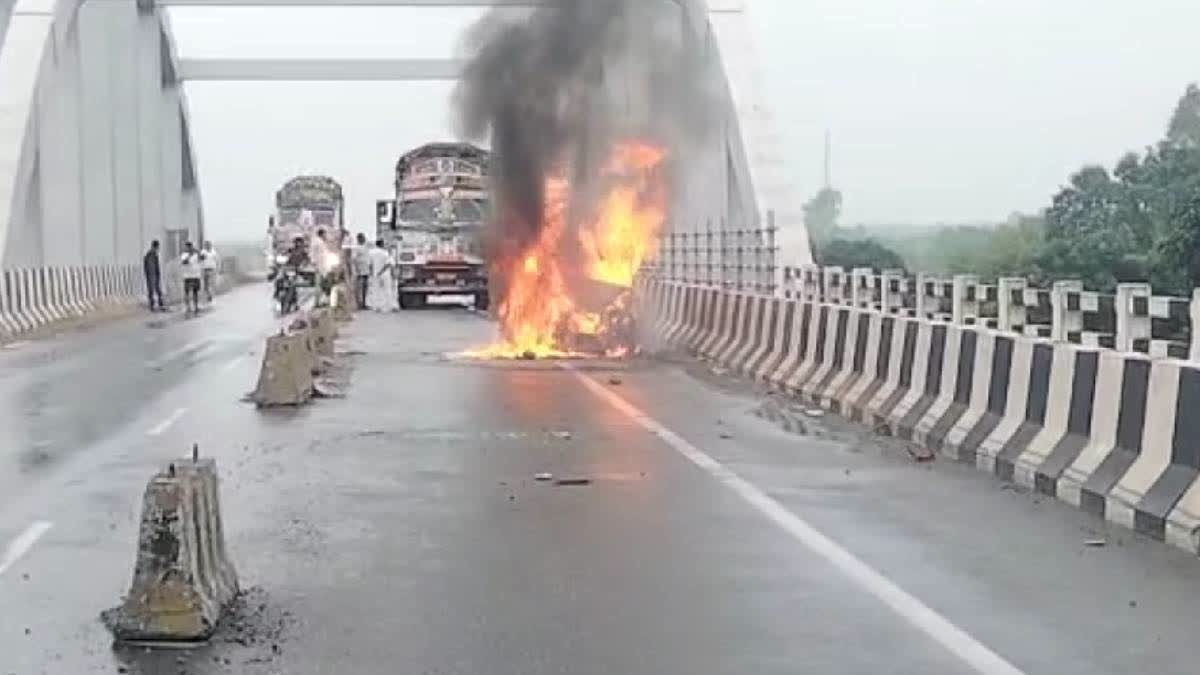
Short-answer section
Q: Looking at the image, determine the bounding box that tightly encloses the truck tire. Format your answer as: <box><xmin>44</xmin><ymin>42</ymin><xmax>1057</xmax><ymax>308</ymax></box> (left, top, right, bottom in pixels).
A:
<box><xmin>400</xmin><ymin>293</ymin><xmax>428</xmax><ymax>310</ymax></box>
<box><xmin>474</xmin><ymin>292</ymin><xmax>490</xmax><ymax>312</ymax></box>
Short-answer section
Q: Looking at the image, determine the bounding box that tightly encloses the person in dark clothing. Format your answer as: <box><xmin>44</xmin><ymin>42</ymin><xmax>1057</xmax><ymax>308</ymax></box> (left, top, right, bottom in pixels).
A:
<box><xmin>143</xmin><ymin>240</ymin><xmax>164</xmax><ymax>311</ymax></box>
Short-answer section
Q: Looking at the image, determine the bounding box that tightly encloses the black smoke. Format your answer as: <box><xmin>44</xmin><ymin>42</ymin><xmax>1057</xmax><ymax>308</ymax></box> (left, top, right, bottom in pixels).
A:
<box><xmin>453</xmin><ymin>0</ymin><xmax>720</xmax><ymax>263</ymax></box>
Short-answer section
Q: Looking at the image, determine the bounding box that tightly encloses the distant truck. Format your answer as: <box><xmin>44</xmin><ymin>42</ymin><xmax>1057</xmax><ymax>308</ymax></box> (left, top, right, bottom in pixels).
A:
<box><xmin>376</xmin><ymin>143</ymin><xmax>490</xmax><ymax>310</ymax></box>
<box><xmin>268</xmin><ymin>175</ymin><xmax>345</xmax><ymax>282</ymax></box>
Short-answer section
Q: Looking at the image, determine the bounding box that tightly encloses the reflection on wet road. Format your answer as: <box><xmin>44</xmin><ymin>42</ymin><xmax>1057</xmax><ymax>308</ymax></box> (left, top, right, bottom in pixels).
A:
<box><xmin>0</xmin><ymin>288</ymin><xmax>278</xmax><ymax>505</ymax></box>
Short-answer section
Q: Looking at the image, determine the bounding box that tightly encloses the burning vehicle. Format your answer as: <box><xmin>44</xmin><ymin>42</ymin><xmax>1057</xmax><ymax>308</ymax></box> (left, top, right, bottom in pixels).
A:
<box><xmin>453</xmin><ymin>0</ymin><xmax>715</xmax><ymax>359</ymax></box>
<box><xmin>377</xmin><ymin>143</ymin><xmax>491</xmax><ymax>310</ymax></box>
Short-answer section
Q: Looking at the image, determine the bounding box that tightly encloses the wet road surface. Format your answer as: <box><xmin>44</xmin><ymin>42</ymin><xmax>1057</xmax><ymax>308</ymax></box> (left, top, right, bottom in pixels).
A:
<box><xmin>2</xmin><ymin>288</ymin><xmax>1200</xmax><ymax>674</ymax></box>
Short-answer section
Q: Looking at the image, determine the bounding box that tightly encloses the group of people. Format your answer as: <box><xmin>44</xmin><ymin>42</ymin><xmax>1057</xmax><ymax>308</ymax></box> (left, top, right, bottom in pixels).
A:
<box><xmin>142</xmin><ymin>240</ymin><xmax>221</xmax><ymax>316</ymax></box>
<box><xmin>351</xmin><ymin>233</ymin><xmax>401</xmax><ymax>312</ymax></box>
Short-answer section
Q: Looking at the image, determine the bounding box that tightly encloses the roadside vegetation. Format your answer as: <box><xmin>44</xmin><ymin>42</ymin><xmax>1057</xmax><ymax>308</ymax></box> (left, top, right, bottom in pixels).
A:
<box><xmin>806</xmin><ymin>83</ymin><xmax>1200</xmax><ymax>296</ymax></box>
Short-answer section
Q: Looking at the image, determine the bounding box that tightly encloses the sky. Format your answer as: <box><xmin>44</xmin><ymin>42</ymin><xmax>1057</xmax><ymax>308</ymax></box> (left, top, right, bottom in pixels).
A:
<box><xmin>169</xmin><ymin>1</ymin><xmax>1200</xmax><ymax>241</ymax></box>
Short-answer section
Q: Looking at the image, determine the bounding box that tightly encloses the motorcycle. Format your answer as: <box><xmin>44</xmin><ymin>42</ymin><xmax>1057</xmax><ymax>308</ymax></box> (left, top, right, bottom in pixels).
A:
<box><xmin>274</xmin><ymin>267</ymin><xmax>300</xmax><ymax>314</ymax></box>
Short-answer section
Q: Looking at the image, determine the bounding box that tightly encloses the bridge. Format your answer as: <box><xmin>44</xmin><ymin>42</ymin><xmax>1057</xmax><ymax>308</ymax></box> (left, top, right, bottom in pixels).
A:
<box><xmin>2</xmin><ymin>2</ymin><xmax>1200</xmax><ymax>674</ymax></box>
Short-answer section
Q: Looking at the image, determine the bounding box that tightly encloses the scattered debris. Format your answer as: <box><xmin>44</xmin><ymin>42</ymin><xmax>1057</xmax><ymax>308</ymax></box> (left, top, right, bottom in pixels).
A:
<box><xmin>1084</xmin><ymin>539</ymin><xmax>1107</xmax><ymax>547</ymax></box>
<box><xmin>719</xmin><ymin>432</ymin><xmax>734</xmax><ymax>440</ymax></box>
<box><xmin>534</xmin><ymin>473</ymin><xmax>554</xmax><ymax>482</ymax></box>
<box><xmin>1129</xmin><ymin>600</ymin><xmax>1138</xmax><ymax>608</ymax></box>
<box><xmin>906</xmin><ymin>445</ymin><xmax>935</xmax><ymax>463</ymax></box>
<box><xmin>554</xmin><ymin>478</ymin><xmax>592</xmax><ymax>487</ymax></box>
<box><xmin>844</xmin><ymin>469</ymin><xmax>852</xmax><ymax>476</ymax></box>
<box><xmin>711</xmin><ymin>366</ymin><xmax>728</xmax><ymax>377</ymax></box>
<box><xmin>608</xmin><ymin>377</ymin><xmax>623</xmax><ymax>385</ymax></box>
<box><xmin>551</xmin><ymin>431</ymin><xmax>572</xmax><ymax>440</ymax></box>
<box><xmin>803</xmin><ymin>408</ymin><xmax>825</xmax><ymax>418</ymax></box>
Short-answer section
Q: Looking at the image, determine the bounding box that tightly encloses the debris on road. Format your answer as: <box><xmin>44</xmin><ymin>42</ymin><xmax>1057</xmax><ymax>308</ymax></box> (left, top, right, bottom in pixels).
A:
<box><xmin>719</xmin><ymin>432</ymin><xmax>734</xmax><ymax>440</ymax></box>
<box><xmin>554</xmin><ymin>478</ymin><xmax>592</xmax><ymax>487</ymax></box>
<box><xmin>906</xmin><ymin>445</ymin><xmax>935</xmax><ymax>463</ymax></box>
<box><xmin>551</xmin><ymin>431</ymin><xmax>572</xmax><ymax>440</ymax></box>
<box><xmin>803</xmin><ymin>408</ymin><xmax>825</xmax><ymax>418</ymax></box>
<box><xmin>711</xmin><ymin>366</ymin><xmax>728</xmax><ymax>377</ymax></box>
<box><xmin>873</xmin><ymin>421</ymin><xmax>892</xmax><ymax>436</ymax></box>
<box><xmin>521</xmin><ymin>350</ymin><xmax>537</xmax><ymax>360</ymax></box>
<box><xmin>1084</xmin><ymin>539</ymin><xmax>1107</xmax><ymax>547</ymax></box>
<box><xmin>608</xmin><ymin>376</ymin><xmax>623</xmax><ymax>385</ymax></box>
<box><xmin>535</xmin><ymin>472</ymin><xmax>554</xmax><ymax>482</ymax></box>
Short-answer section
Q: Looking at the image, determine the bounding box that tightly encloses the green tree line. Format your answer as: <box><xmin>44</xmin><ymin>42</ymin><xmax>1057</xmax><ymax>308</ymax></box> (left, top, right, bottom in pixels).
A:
<box><xmin>805</xmin><ymin>84</ymin><xmax>1200</xmax><ymax>295</ymax></box>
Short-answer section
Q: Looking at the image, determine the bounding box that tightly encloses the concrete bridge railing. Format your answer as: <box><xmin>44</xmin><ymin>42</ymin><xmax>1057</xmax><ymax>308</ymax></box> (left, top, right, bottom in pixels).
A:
<box><xmin>634</xmin><ymin>275</ymin><xmax>1200</xmax><ymax>558</ymax></box>
<box><xmin>650</xmin><ymin>260</ymin><xmax>1200</xmax><ymax>363</ymax></box>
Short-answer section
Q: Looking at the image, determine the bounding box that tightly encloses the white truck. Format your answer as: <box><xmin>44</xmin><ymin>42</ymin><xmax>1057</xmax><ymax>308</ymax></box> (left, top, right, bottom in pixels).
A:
<box><xmin>376</xmin><ymin>143</ymin><xmax>490</xmax><ymax>310</ymax></box>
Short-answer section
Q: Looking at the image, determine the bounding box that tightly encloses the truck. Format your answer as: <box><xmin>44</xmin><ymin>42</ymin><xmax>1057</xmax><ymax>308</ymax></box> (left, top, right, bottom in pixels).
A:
<box><xmin>376</xmin><ymin>143</ymin><xmax>490</xmax><ymax>310</ymax></box>
<box><xmin>268</xmin><ymin>175</ymin><xmax>345</xmax><ymax>284</ymax></box>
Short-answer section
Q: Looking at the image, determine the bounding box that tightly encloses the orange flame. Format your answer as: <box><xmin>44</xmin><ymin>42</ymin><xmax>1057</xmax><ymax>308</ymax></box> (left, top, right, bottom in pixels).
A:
<box><xmin>464</xmin><ymin>141</ymin><xmax>667</xmax><ymax>359</ymax></box>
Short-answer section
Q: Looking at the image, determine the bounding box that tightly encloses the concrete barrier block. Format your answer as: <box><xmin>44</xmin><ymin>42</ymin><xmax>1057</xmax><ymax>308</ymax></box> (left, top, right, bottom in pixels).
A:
<box><xmin>252</xmin><ymin>332</ymin><xmax>315</xmax><ymax>406</ymax></box>
<box><xmin>103</xmin><ymin>458</ymin><xmax>239</xmax><ymax>643</ymax></box>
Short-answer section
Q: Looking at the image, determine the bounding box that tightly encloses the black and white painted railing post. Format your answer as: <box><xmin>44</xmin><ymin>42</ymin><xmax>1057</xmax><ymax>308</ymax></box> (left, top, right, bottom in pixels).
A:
<box><xmin>1192</xmin><ymin>290</ymin><xmax>1200</xmax><ymax>362</ymax></box>
<box><xmin>951</xmin><ymin>274</ymin><xmax>980</xmax><ymax>326</ymax></box>
<box><xmin>851</xmin><ymin>267</ymin><xmax>874</xmax><ymax>309</ymax></box>
<box><xmin>880</xmin><ymin>270</ymin><xmax>905</xmax><ymax>315</ymax></box>
<box><xmin>1114</xmin><ymin>283</ymin><xmax>1151</xmax><ymax>354</ymax></box>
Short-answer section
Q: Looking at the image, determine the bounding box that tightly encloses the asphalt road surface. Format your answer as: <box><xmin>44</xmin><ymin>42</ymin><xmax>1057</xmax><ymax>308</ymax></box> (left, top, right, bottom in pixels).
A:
<box><xmin>2</xmin><ymin>284</ymin><xmax>1200</xmax><ymax>674</ymax></box>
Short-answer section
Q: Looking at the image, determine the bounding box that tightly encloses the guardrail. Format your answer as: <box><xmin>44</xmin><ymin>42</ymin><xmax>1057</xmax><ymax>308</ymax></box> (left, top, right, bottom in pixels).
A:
<box><xmin>646</xmin><ymin>262</ymin><xmax>1200</xmax><ymax>362</ymax></box>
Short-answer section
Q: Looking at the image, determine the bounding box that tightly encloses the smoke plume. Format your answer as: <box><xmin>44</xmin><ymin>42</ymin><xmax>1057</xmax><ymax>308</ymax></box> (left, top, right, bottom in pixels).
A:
<box><xmin>453</xmin><ymin>0</ymin><xmax>720</xmax><ymax>262</ymax></box>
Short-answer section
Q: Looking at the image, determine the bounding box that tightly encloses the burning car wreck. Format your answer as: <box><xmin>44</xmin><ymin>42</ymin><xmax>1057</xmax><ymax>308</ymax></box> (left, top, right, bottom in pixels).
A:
<box><xmin>453</xmin><ymin>0</ymin><xmax>718</xmax><ymax>359</ymax></box>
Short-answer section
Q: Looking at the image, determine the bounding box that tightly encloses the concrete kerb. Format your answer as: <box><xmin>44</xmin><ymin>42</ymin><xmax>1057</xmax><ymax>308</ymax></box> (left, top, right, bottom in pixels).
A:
<box><xmin>103</xmin><ymin>455</ymin><xmax>239</xmax><ymax>643</ymax></box>
<box><xmin>636</xmin><ymin>280</ymin><xmax>1200</xmax><ymax>557</ymax></box>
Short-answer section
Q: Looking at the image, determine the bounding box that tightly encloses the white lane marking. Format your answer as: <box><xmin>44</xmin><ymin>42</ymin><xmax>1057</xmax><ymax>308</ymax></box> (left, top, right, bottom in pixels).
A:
<box><xmin>220</xmin><ymin>355</ymin><xmax>246</xmax><ymax>374</ymax></box>
<box><xmin>567</xmin><ymin>367</ymin><xmax>1028</xmax><ymax>675</ymax></box>
<box><xmin>0</xmin><ymin>521</ymin><xmax>53</xmax><ymax>577</ymax></box>
<box><xmin>147</xmin><ymin>407</ymin><xmax>188</xmax><ymax>437</ymax></box>
<box><xmin>145</xmin><ymin>339</ymin><xmax>210</xmax><ymax>370</ymax></box>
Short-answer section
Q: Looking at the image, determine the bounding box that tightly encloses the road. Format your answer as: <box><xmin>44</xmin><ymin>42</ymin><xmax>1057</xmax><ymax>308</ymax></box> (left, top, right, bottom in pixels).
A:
<box><xmin>2</xmin><ymin>284</ymin><xmax>1200</xmax><ymax>674</ymax></box>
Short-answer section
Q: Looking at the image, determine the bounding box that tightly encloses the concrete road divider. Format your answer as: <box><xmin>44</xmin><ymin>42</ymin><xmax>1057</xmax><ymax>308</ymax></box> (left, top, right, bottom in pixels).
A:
<box><xmin>636</xmin><ymin>278</ymin><xmax>1200</xmax><ymax>557</ymax></box>
<box><xmin>102</xmin><ymin>455</ymin><xmax>239</xmax><ymax>643</ymax></box>
<box><xmin>252</xmin><ymin>329</ymin><xmax>315</xmax><ymax>406</ymax></box>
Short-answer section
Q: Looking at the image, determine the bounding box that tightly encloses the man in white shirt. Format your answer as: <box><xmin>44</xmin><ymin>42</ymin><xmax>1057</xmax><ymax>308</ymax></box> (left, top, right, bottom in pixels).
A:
<box><xmin>180</xmin><ymin>241</ymin><xmax>203</xmax><ymax>316</ymax></box>
<box><xmin>200</xmin><ymin>241</ymin><xmax>220</xmax><ymax>304</ymax></box>
<box><xmin>352</xmin><ymin>233</ymin><xmax>372</xmax><ymax>310</ymax></box>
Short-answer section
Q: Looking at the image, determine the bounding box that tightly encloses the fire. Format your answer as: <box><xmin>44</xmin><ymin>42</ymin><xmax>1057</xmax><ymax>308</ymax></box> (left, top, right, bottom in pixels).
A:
<box><xmin>464</xmin><ymin>141</ymin><xmax>667</xmax><ymax>359</ymax></box>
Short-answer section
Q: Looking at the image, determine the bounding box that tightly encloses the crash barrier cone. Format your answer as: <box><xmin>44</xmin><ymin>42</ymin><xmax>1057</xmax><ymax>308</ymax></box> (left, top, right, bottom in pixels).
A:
<box><xmin>102</xmin><ymin>450</ymin><xmax>239</xmax><ymax>643</ymax></box>
<box><xmin>330</xmin><ymin>281</ymin><xmax>354</xmax><ymax>322</ymax></box>
<box><xmin>309</xmin><ymin>308</ymin><xmax>336</xmax><ymax>359</ymax></box>
<box><xmin>251</xmin><ymin>329</ymin><xmax>315</xmax><ymax>406</ymax></box>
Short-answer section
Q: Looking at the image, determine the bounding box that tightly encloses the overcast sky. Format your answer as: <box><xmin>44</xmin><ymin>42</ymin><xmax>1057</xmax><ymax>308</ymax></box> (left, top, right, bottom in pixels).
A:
<box><xmin>170</xmin><ymin>1</ymin><xmax>1200</xmax><ymax>241</ymax></box>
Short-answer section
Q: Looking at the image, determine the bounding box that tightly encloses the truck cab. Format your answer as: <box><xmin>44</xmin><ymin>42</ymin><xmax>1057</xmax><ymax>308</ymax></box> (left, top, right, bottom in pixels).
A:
<box><xmin>378</xmin><ymin>143</ymin><xmax>491</xmax><ymax>310</ymax></box>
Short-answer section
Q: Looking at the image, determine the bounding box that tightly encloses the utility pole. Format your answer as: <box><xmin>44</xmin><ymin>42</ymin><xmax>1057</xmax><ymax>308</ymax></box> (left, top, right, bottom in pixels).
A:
<box><xmin>823</xmin><ymin>129</ymin><xmax>832</xmax><ymax>190</ymax></box>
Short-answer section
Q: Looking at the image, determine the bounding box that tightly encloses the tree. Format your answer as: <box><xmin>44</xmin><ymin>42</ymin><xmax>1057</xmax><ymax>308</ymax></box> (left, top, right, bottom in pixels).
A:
<box><xmin>816</xmin><ymin>238</ymin><xmax>906</xmax><ymax>272</ymax></box>
<box><xmin>803</xmin><ymin>187</ymin><xmax>843</xmax><ymax>245</ymax></box>
<box><xmin>1038</xmin><ymin>165</ymin><xmax>1146</xmax><ymax>290</ymax></box>
<box><xmin>1167</xmin><ymin>83</ymin><xmax>1200</xmax><ymax>148</ymax></box>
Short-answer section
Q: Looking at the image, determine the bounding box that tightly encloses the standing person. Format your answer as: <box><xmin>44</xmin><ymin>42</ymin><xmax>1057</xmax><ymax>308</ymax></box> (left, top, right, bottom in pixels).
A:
<box><xmin>200</xmin><ymin>241</ymin><xmax>220</xmax><ymax>304</ymax></box>
<box><xmin>180</xmin><ymin>241</ymin><xmax>203</xmax><ymax>316</ymax></box>
<box><xmin>352</xmin><ymin>233</ymin><xmax>371</xmax><ymax>310</ymax></box>
<box><xmin>366</xmin><ymin>239</ymin><xmax>397</xmax><ymax>312</ymax></box>
<box><xmin>311</xmin><ymin>228</ymin><xmax>329</xmax><ymax>308</ymax></box>
<box><xmin>143</xmin><ymin>240</ymin><xmax>164</xmax><ymax>312</ymax></box>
